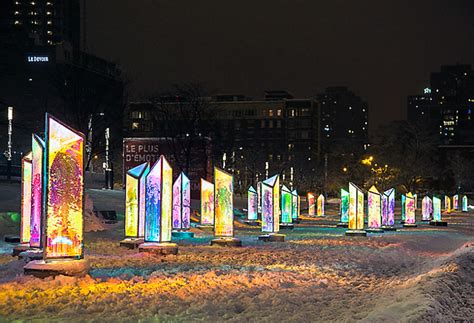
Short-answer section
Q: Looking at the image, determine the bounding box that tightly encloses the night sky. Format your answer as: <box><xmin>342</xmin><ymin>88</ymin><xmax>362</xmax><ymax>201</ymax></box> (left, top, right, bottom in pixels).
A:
<box><xmin>86</xmin><ymin>0</ymin><xmax>474</xmax><ymax>133</ymax></box>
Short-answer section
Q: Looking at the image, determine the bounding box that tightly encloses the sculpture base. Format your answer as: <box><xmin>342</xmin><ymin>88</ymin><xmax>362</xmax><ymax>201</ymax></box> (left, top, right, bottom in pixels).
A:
<box><xmin>243</xmin><ymin>220</ymin><xmax>260</xmax><ymax>226</ymax></box>
<box><xmin>258</xmin><ymin>233</ymin><xmax>286</xmax><ymax>242</ymax></box>
<box><xmin>12</xmin><ymin>243</ymin><xmax>30</xmax><ymax>256</ymax></box>
<box><xmin>18</xmin><ymin>249</ymin><xmax>43</xmax><ymax>262</ymax></box>
<box><xmin>172</xmin><ymin>231</ymin><xmax>195</xmax><ymax>238</ymax></box>
<box><xmin>345</xmin><ymin>230</ymin><xmax>367</xmax><ymax>237</ymax></box>
<box><xmin>119</xmin><ymin>238</ymin><xmax>144</xmax><ymax>249</ymax></box>
<box><xmin>24</xmin><ymin>259</ymin><xmax>90</xmax><ymax>278</ymax></box>
<box><xmin>400</xmin><ymin>220</ymin><xmax>405</xmax><ymax>224</ymax></box>
<box><xmin>197</xmin><ymin>225</ymin><xmax>214</xmax><ymax>232</ymax></box>
<box><xmin>421</xmin><ymin>220</ymin><xmax>431</xmax><ymax>223</ymax></box>
<box><xmin>210</xmin><ymin>237</ymin><xmax>242</xmax><ymax>247</ymax></box>
<box><xmin>403</xmin><ymin>223</ymin><xmax>418</xmax><ymax>228</ymax></box>
<box><xmin>381</xmin><ymin>226</ymin><xmax>397</xmax><ymax>231</ymax></box>
<box><xmin>429</xmin><ymin>221</ymin><xmax>447</xmax><ymax>226</ymax></box>
<box><xmin>4</xmin><ymin>235</ymin><xmax>20</xmax><ymax>243</ymax></box>
<box><xmin>280</xmin><ymin>223</ymin><xmax>295</xmax><ymax>230</ymax></box>
<box><xmin>336</xmin><ymin>222</ymin><xmax>348</xmax><ymax>228</ymax></box>
<box><xmin>366</xmin><ymin>228</ymin><xmax>384</xmax><ymax>233</ymax></box>
<box><xmin>138</xmin><ymin>242</ymin><xmax>179</xmax><ymax>255</ymax></box>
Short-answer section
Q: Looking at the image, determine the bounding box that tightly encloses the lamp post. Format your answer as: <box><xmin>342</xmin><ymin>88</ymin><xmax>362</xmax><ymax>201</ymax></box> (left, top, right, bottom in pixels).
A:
<box><xmin>104</xmin><ymin>127</ymin><xmax>113</xmax><ymax>189</ymax></box>
<box><xmin>6</xmin><ymin>106</ymin><xmax>13</xmax><ymax>181</ymax></box>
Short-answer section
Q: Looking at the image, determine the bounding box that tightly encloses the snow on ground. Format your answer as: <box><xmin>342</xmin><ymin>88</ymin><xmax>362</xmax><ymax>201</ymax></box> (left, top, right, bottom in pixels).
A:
<box><xmin>0</xmin><ymin>200</ymin><xmax>472</xmax><ymax>321</ymax></box>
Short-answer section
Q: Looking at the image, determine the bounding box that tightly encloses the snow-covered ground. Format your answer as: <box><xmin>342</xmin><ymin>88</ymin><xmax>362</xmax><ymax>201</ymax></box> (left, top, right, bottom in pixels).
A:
<box><xmin>0</xmin><ymin>188</ymin><xmax>472</xmax><ymax>321</ymax></box>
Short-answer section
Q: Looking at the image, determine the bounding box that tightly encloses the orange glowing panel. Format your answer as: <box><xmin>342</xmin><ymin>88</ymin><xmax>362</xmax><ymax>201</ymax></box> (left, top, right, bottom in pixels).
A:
<box><xmin>44</xmin><ymin>114</ymin><xmax>84</xmax><ymax>260</ymax></box>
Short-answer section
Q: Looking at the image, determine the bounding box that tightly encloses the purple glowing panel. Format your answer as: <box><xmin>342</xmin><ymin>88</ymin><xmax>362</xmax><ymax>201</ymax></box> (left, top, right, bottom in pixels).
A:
<box><xmin>172</xmin><ymin>172</ymin><xmax>191</xmax><ymax>230</ymax></box>
<box><xmin>30</xmin><ymin>134</ymin><xmax>45</xmax><ymax>248</ymax></box>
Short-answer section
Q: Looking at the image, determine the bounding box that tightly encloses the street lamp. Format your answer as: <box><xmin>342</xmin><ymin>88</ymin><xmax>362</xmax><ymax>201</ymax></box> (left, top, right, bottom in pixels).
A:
<box><xmin>104</xmin><ymin>127</ymin><xmax>113</xmax><ymax>189</ymax></box>
<box><xmin>6</xmin><ymin>106</ymin><xmax>13</xmax><ymax>181</ymax></box>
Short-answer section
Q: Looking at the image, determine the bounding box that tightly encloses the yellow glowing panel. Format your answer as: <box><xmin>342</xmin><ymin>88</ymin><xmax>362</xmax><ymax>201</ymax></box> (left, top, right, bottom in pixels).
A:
<box><xmin>201</xmin><ymin>179</ymin><xmax>214</xmax><ymax>225</ymax></box>
<box><xmin>214</xmin><ymin>167</ymin><xmax>234</xmax><ymax>237</ymax></box>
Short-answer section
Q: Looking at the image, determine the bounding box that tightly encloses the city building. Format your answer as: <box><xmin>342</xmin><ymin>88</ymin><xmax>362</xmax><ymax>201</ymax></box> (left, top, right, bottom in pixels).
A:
<box><xmin>0</xmin><ymin>0</ymin><xmax>123</xmax><ymax>174</ymax></box>
<box><xmin>407</xmin><ymin>64</ymin><xmax>474</xmax><ymax>145</ymax></box>
<box><xmin>125</xmin><ymin>91</ymin><xmax>321</xmax><ymax>192</ymax></box>
<box><xmin>316</xmin><ymin>87</ymin><xmax>369</xmax><ymax>152</ymax></box>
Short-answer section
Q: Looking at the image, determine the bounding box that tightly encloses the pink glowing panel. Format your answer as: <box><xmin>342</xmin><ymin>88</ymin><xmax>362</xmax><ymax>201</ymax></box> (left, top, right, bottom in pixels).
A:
<box><xmin>453</xmin><ymin>194</ymin><xmax>459</xmax><ymax>210</ymax></box>
<box><xmin>261</xmin><ymin>175</ymin><xmax>280</xmax><ymax>233</ymax></box>
<box><xmin>367</xmin><ymin>185</ymin><xmax>382</xmax><ymax>229</ymax></box>
<box><xmin>200</xmin><ymin>179</ymin><xmax>214</xmax><ymax>225</ymax></box>
<box><xmin>172</xmin><ymin>172</ymin><xmax>191</xmax><ymax>230</ymax></box>
<box><xmin>20</xmin><ymin>152</ymin><xmax>33</xmax><ymax>244</ymax></box>
<box><xmin>44</xmin><ymin>114</ymin><xmax>84</xmax><ymax>260</ymax></box>
<box><xmin>30</xmin><ymin>134</ymin><xmax>45</xmax><ymax>248</ymax></box>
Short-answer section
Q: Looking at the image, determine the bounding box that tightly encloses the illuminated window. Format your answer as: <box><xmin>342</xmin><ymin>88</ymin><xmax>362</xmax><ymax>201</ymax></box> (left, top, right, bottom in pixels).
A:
<box><xmin>47</xmin><ymin>30</ymin><xmax>52</xmax><ymax>35</ymax></box>
<box><xmin>132</xmin><ymin>122</ymin><xmax>139</xmax><ymax>129</ymax></box>
<box><xmin>277</xmin><ymin>109</ymin><xmax>282</xmax><ymax>116</ymax></box>
<box><xmin>46</xmin><ymin>11</ymin><xmax>52</xmax><ymax>15</ymax></box>
<box><xmin>14</xmin><ymin>11</ymin><xmax>20</xmax><ymax>15</ymax></box>
<box><xmin>268</xmin><ymin>109</ymin><xmax>274</xmax><ymax>117</ymax></box>
<box><xmin>47</xmin><ymin>20</ymin><xmax>52</xmax><ymax>25</ymax></box>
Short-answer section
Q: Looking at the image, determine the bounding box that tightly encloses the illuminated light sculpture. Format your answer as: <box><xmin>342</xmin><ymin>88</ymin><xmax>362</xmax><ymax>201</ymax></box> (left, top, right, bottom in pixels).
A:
<box><xmin>120</xmin><ymin>162</ymin><xmax>149</xmax><ymax>249</ymax></box>
<box><xmin>414</xmin><ymin>193</ymin><xmax>418</xmax><ymax>210</ymax></box>
<box><xmin>403</xmin><ymin>192</ymin><xmax>417</xmax><ymax>227</ymax></box>
<box><xmin>462</xmin><ymin>195</ymin><xmax>468</xmax><ymax>212</ymax></box>
<box><xmin>258</xmin><ymin>175</ymin><xmax>285</xmax><ymax>242</ymax></box>
<box><xmin>307</xmin><ymin>192</ymin><xmax>315</xmax><ymax>216</ymax></box>
<box><xmin>24</xmin><ymin>114</ymin><xmax>89</xmax><ymax>277</ymax></box>
<box><xmin>13</xmin><ymin>152</ymin><xmax>33</xmax><ymax>256</ymax></box>
<box><xmin>291</xmin><ymin>189</ymin><xmax>300</xmax><ymax>223</ymax></box>
<box><xmin>345</xmin><ymin>182</ymin><xmax>366</xmax><ymax>236</ymax></box>
<box><xmin>430</xmin><ymin>196</ymin><xmax>447</xmax><ymax>226</ymax></box>
<box><xmin>401</xmin><ymin>194</ymin><xmax>406</xmax><ymax>224</ymax></box>
<box><xmin>211</xmin><ymin>167</ymin><xmax>241</xmax><ymax>247</ymax></box>
<box><xmin>421</xmin><ymin>196</ymin><xmax>432</xmax><ymax>222</ymax></box>
<box><xmin>171</xmin><ymin>172</ymin><xmax>194</xmax><ymax>238</ymax></box>
<box><xmin>30</xmin><ymin>135</ymin><xmax>45</xmax><ymax>250</ymax></box>
<box><xmin>444</xmin><ymin>196</ymin><xmax>451</xmax><ymax>213</ymax></box>
<box><xmin>257</xmin><ymin>181</ymin><xmax>262</xmax><ymax>214</ymax></box>
<box><xmin>244</xmin><ymin>186</ymin><xmax>258</xmax><ymax>225</ymax></box>
<box><xmin>381</xmin><ymin>188</ymin><xmax>396</xmax><ymax>230</ymax></box>
<box><xmin>200</xmin><ymin>179</ymin><xmax>214</xmax><ymax>226</ymax></box>
<box><xmin>317</xmin><ymin>194</ymin><xmax>325</xmax><ymax>217</ymax></box>
<box><xmin>453</xmin><ymin>194</ymin><xmax>459</xmax><ymax>210</ymax></box>
<box><xmin>280</xmin><ymin>185</ymin><xmax>294</xmax><ymax>229</ymax></box>
<box><xmin>337</xmin><ymin>188</ymin><xmax>349</xmax><ymax>227</ymax></box>
<box><xmin>139</xmin><ymin>155</ymin><xmax>178</xmax><ymax>255</ymax></box>
<box><xmin>367</xmin><ymin>185</ymin><xmax>383</xmax><ymax>233</ymax></box>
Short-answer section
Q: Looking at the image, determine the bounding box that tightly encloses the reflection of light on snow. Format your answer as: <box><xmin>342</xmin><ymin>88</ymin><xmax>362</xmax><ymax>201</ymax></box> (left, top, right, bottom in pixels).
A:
<box><xmin>52</xmin><ymin>236</ymin><xmax>73</xmax><ymax>245</ymax></box>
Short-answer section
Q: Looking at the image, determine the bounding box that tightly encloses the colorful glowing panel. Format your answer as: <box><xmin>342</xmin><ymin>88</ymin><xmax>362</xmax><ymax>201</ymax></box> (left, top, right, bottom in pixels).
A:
<box><xmin>414</xmin><ymin>193</ymin><xmax>418</xmax><ymax>210</ymax></box>
<box><xmin>444</xmin><ymin>196</ymin><xmax>451</xmax><ymax>213</ymax></box>
<box><xmin>348</xmin><ymin>182</ymin><xmax>364</xmax><ymax>230</ymax></box>
<box><xmin>145</xmin><ymin>156</ymin><xmax>172</xmax><ymax>243</ymax></box>
<box><xmin>462</xmin><ymin>195</ymin><xmax>468</xmax><ymax>212</ymax></box>
<box><xmin>20</xmin><ymin>152</ymin><xmax>32</xmax><ymax>244</ymax></box>
<box><xmin>30</xmin><ymin>135</ymin><xmax>45</xmax><ymax>248</ymax></box>
<box><xmin>421</xmin><ymin>196</ymin><xmax>432</xmax><ymax>221</ymax></box>
<box><xmin>125</xmin><ymin>162</ymin><xmax>149</xmax><ymax>237</ymax></box>
<box><xmin>453</xmin><ymin>194</ymin><xmax>459</xmax><ymax>210</ymax></box>
<box><xmin>382</xmin><ymin>188</ymin><xmax>395</xmax><ymax>226</ymax></box>
<box><xmin>367</xmin><ymin>186</ymin><xmax>382</xmax><ymax>229</ymax></box>
<box><xmin>44</xmin><ymin>115</ymin><xmax>84</xmax><ymax>260</ymax></box>
<box><xmin>262</xmin><ymin>175</ymin><xmax>280</xmax><ymax>233</ymax></box>
<box><xmin>292</xmin><ymin>189</ymin><xmax>299</xmax><ymax>220</ymax></box>
<box><xmin>257</xmin><ymin>181</ymin><xmax>262</xmax><ymax>214</ymax></box>
<box><xmin>433</xmin><ymin>196</ymin><xmax>441</xmax><ymax>221</ymax></box>
<box><xmin>172</xmin><ymin>172</ymin><xmax>191</xmax><ymax>230</ymax></box>
<box><xmin>308</xmin><ymin>192</ymin><xmax>315</xmax><ymax>216</ymax></box>
<box><xmin>401</xmin><ymin>194</ymin><xmax>406</xmax><ymax>221</ymax></box>
<box><xmin>340</xmin><ymin>189</ymin><xmax>349</xmax><ymax>223</ymax></box>
<box><xmin>281</xmin><ymin>185</ymin><xmax>292</xmax><ymax>223</ymax></box>
<box><xmin>200</xmin><ymin>179</ymin><xmax>214</xmax><ymax>225</ymax></box>
<box><xmin>405</xmin><ymin>192</ymin><xmax>416</xmax><ymax>224</ymax></box>
<box><xmin>247</xmin><ymin>186</ymin><xmax>258</xmax><ymax>221</ymax></box>
<box><xmin>317</xmin><ymin>194</ymin><xmax>325</xmax><ymax>217</ymax></box>
<box><xmin>214</xmin><ymin>167</ymin><xmax>234</xmax><ymax>237</ymax></box>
